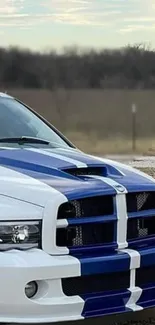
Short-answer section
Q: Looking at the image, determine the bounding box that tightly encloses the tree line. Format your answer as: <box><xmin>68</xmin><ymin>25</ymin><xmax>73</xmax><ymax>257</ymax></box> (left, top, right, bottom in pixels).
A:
<box><xmin>1</xmin><ymin>44</ymin><xmax>155</xmax><ymax>89</ymax></box>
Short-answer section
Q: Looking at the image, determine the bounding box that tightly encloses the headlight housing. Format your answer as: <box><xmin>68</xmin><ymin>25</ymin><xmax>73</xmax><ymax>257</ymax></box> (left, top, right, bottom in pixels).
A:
<box><xmin>0</xmin><ymin>221</ymin><xmax>41</xmax><ymax>251</ymax></box>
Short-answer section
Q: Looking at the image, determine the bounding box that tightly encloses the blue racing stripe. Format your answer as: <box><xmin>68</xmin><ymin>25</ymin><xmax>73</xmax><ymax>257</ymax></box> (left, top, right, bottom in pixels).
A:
<box><xmin>128</xmin><ymin>209</ymin><xmax>155</xmax><ymax>219</ymax></box>
<box><xmin>56</xmin><ymin>149</ymin><xmax>131</xmax><ymax>177</ymax></box>
<box><xmin>0</xmin><ymin>161</ymin><xmax>116</xmax><ymax>199</ymax></box>
<box><xmin>110</xmin><ymin>166</ymin><xmax>155</xmax><ymax>191</ymax></box>
<box><xmin>81</xmin><ymin>290</ymin><xmax>131</xmax><ymax>318</ymax></box>
<box><xmin>0</xmin><ymin>156</ymin><xmax>75</xmax><ymax>179</ymax></box>
<box><xmin>67</xmin><ymin>215</ymin><xmax>117</xmax><ymax>225</ymax></box>
<box><xmin>0</xmin><ymin>148</ymin><xmax>155</xmax><ymax>194</ymax></box>
<box><xmin>129</xmin><ymin>237</ymin><xmax>155</xmax><ymax>249</ymax></box>
<box><xmin>0</xmin><ymin>148</ymin><xmax>77</xmax><ymax>169</ymax></box>
<box><xmin>69</xmin><ymin>243</ymin><xmax>118</xmax><ymax>255</ymax></box>
<box><xmin>137</xmin><ymin>284</ymin><xmax>155</xmax><ymax>309</ymax></box>
<box><xmin>53</xmin><ymin>148</ymin><xmax>105</xmax><ymax>166</ymax></box>
<box><xmin>79</xmin><ymin>251</ymin><xmax>130</xmax><ymax>276</ymax></box>
<box><xmin>138</xmin><ymin>247</ymin><xmax>155</xmax><ymax>268</ymax></box>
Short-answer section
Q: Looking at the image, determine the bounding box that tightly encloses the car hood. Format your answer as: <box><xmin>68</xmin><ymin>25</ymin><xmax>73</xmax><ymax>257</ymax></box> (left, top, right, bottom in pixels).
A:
<box><xmin>0</xmin><ymin>146</ymin><xmax>154</xmax><ymax>206</ymax></box>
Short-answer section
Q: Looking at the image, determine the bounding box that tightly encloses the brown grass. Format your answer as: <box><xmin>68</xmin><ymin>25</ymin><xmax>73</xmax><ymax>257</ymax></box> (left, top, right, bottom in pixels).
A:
<box><xmin>65</xmin><ymin>131</ymin><xmax>155</xmax><ymax>155</ymax></box>
<box><xmin>4</xmin><ymin>88</ymin><xmax>155</xmax><ymax>154</ymax></box>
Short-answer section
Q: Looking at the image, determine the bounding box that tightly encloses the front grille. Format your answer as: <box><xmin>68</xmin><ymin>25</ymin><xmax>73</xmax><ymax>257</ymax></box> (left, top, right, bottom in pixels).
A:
<box><xmin>58</xmin><ymin>195</ymin><xmax>114</xmax><ymax>219</ymax></box>
<box><xmin>127</xmin><ymin>192</ymin><xmax>155</xmax><ymax>212</ymax></box>
<box><xmin>57</xmin><ymin>195</ymin><xmax>115</xmax><ymax>251</ymax></box>
<box><xmin>127</xmin><ymin>216</ymin><xmax>155</xmax><ymax>241</ymax></box>
<box><xmin>57</xmin><ymin>222</ymin><xmax>114</xmax><ymax>247</ymax></box>
<box><xmin>62</xmin><ymin>271</ymin><xmax>130</xmax><ymax>296</ymax></box>
<box><xmin>57</xmin><ymin>191</ymin><xmax>155</xmax><ymax>253</ymax></box>
<box><xmin>136</xmin><ymin>266</ymin><xmax>155</xmax><ymax>286</ymax></box>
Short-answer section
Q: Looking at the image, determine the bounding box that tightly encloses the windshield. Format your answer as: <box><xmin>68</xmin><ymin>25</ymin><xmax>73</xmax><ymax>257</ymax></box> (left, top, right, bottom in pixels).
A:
<box><xmin>0</xmin><ymin>97</ymin><xmax>71</xmax><ymax>148</ymax></box>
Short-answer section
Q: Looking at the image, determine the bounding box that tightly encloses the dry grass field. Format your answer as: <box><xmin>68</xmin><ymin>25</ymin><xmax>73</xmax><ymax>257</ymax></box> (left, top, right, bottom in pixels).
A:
<box><xmin>5</xmin><ymin>88</ymin><xmax>155</xmax><ymax>155</ymax></box>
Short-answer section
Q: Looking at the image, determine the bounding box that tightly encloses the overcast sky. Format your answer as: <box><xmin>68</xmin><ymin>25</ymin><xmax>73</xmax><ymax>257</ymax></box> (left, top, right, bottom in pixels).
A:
<box><xmin>0</xmin><ymin>0</ymin><xmax>155</xmax><ymax>51</ymax></box>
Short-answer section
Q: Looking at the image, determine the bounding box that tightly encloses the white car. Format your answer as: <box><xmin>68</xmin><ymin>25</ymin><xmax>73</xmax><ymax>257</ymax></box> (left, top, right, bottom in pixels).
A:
<box><xmin>0</xmin><ymin>92</ymin><xmax>154</xmax><ymax>323</ymax></box>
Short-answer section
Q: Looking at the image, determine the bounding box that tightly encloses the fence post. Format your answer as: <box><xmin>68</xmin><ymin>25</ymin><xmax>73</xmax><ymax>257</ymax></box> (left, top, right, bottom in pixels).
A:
<box><xmin>131</xmin><ymin>103</ymin><xmax>137</xmax><ymax>152</ymax></box>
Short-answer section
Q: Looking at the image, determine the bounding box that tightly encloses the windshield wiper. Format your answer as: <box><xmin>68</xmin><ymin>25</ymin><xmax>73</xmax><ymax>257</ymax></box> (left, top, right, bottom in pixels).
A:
<box><xmin>0</xmin><ymin>136</ymin><xmax>50</xmax><ymax>145</ymax></box>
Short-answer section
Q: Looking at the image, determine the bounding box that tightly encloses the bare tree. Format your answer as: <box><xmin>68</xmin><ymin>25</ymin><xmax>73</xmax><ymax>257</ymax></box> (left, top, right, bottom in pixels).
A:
<box><xmin>0</xmin><ymin>43</ymin><xmax>155</xmax><ymax>90</ymax></box>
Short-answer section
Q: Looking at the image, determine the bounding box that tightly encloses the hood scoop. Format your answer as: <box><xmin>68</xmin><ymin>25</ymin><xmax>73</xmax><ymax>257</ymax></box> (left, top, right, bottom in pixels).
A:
<box><xmin>63</xmin><ymin>167</ymin><xmax>107</xmax><ymax>178</ymax></box>
<box><xmin>63</xmin><ymin>164</ymin><xmax>125</xmax><ymax>180</ymax></box>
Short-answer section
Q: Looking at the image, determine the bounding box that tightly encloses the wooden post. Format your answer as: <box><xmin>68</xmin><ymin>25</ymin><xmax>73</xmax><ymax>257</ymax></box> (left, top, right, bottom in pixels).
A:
<box><xmin>131</xmin><ymin>103</ymin><xmax>137</xmax><ymax>152</ymax></box>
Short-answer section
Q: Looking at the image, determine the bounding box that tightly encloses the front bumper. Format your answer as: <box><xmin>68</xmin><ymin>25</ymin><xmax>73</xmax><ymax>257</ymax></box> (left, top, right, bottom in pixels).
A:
<box><xmin>0</xmin><ymin>249</ymin><xmax>84</xmax><ymax>324</ymax></box>
<box><xmin>1</xmin><ymin>247</ymin><xmax>155</xmax><ymax>323</ymax></box>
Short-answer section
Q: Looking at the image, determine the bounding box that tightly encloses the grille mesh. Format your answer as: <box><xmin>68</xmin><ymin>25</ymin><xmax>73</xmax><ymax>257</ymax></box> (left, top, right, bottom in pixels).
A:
<box><xmin>127</xmin><ymin>216</ymin><xmax>155</xmax><ymax>241</ymax></box>
<box><xmin>56</xmin><ymin>223</ymin><xmax>114</xmax><ymax>247</ymax></box>
<box><xmin>57</xmin><ymin>195</ymin><xmax>114</xmax><ymax>248</ymax></box>
<box><xmin>127</xmin><ymin>192</ymin><xmax>155</xmax><ymax>212</ymax></box>
<box><xmin>137</xmin><ymin>192</ymin><xmax>149</xmax><ymax>211</ymax></box>
<box><xmin>58</xmin><ymin>195</ymin><xmax>114</xmax><ymax>219</ymax></box>
<box><xmin>72</xmin><ymin>200</ymin><xmax>83</xmax><ymax>246</ymax></box>
<box><xmin>62</xmin><ymin>271</ymin><xmax>130</xmax><ymax>296</ymax></box>
<box><xmin>127</xmin><ymin>191</ymin><xmax>155</xmax><ymax>242</ymax></box>
<box><xmin>136</xmin><ymin>266</ymin><xmax>155</xmax><ymax>286</ymax></box>
<box><xmin>137</xmin><ymin>219</ymin><xmax>148</xmax><ymax>237</ymax></box>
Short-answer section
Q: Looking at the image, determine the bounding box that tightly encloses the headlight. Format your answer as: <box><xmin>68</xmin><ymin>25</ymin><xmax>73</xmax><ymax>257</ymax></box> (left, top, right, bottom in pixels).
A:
<box><xmin>0</xmin><ymin>221</ymin><xmax>41</xmax><ymax>251</ymax></box>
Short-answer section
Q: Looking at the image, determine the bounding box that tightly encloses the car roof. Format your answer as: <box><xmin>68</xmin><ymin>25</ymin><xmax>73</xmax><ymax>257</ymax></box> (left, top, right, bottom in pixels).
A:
<box><xmin>0</xmin><ymin>92</ymin><xmax>13</xmax><ymax>99</ymax></box>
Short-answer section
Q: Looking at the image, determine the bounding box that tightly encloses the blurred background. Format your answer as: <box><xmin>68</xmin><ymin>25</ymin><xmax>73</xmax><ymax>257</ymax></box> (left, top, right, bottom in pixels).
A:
<box><xmin>2</xmin><ymin>45</ymin><xmax>155</xmax><ymax>156</ymax></box>
<box><xmin>1</xmin><ymin>0</ymin><xmax>155</xmax><ymax>156</ymax></box>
